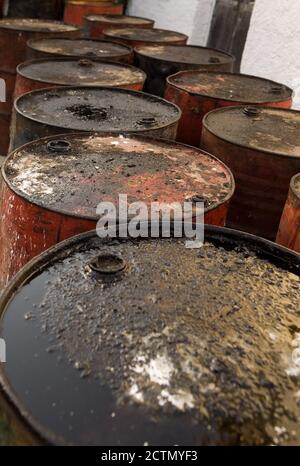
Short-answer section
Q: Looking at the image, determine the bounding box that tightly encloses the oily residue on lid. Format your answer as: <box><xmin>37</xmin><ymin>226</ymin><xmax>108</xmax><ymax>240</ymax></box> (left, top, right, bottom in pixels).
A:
<box><xmin>18</xmin><ymin>60</ymin><xmax>145</xmax><ymax>87</ymax></box>
<box><xmin>105</xmin><ymin>27</ymin><xmax>187</xmax><ymax>43</ymax></box>
<box><xmin>16</xmin><ymin>87</ymin><xmax>180</xmax><ymax>132</ymax></box>
<box><xmin>204</xmin><ymin>106</ymin><xmax>300</xmax><ymax>157</ymax></box>
<box><xmin>0</xmin><ymin>18</ymin><xmax>78</xmax><ymax>32</ymax></box>
<box><xmin>1</xmin><ymin>235</ymin><xmax>300</xmax><ymax>445</ymax></box>
<box><xmin>4</xmin><ymin>134</ymin><xmax>233</xmax><ymax>217</ymax></box>
<box><xmin>135</xmin><ymin>44</ymin><xmax>233</xmax><ymax>65</ymax></box>
<box><xmin>27</xmin><ymin>38</ymin><xmax>131</xmax><ymax>59</ymax></box>
<box><xmin>168</xmin><ymin>71</ymin><xmax>292</xmax><ymax>103</ymax></box>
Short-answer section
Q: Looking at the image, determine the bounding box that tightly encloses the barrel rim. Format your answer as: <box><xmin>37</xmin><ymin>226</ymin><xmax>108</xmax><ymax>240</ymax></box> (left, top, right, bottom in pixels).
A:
<box><xmin>202</xmin><ymin>105</ymin><xmax>300</xmax><ymax>159</ymax></box>
<box><xmin>84</xmin><ymin>13</ymin><xmax>155</xmax><ymax>26</ymax></box>
<box><xmin>0</xmin><ymin>18</ymin><xmax>79</xmax><ymax>33</ymax></box>
<box><xmin>104</xmin><ymin>27</ymin><xmax>189</xmax><ymax>43</ymax></box>
<box><xmin>134</xmin><ymin>43</ymin><xmax>234</xmax><ymax>65</ymax></box>
<box><xmin>0</xmin><ymin>224</ymin><xmax>299</xmax><ymax>445</ymax></box>
<box><xmin>26</xmin><ymin>36</ymin><xmax>134</xmax><ymax>58</ymax></box>
<box><xmin>16</xmin><ymin>57</ymin><xmax>147</xmax><ymax>87</ymax></box>
<box><xmin>2</xmin><ymin>131</ymin><xmax>235</xmax><ymax>220</ymax></box>
<box><xmin>166</xmin><ymin>70</ymin><xmax>293</xmax><ymax>104</ymax></box>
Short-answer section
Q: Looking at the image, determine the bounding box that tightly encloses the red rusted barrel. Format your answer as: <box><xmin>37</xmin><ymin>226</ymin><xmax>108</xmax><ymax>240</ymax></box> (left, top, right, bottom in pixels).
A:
<box><xmin>0</xmin><ymin>225</ymin><xmax>299</xmax><ymax>445</ymax></box>
<box><xmin>277</xmin><ymin>173</ymin><xmax>300</xmax><ymax>252</ymax></box>
<box><xmin>0</xmin><ymin>19</ymin><xmax>80</xmax><ymax>73</ymax></box>
<box><xmin>84</xmin><ymin>14</ymin><xmax>154</xmax><ymax>38</ymax></box>
<box><xmin>0</xmin><ymin>18</ymin><xmax>80</xmax><ymax>153</ymax></box>
<box><xmin>135</xmin><ymin>44</ymin><xmax>234</xmax><ymax>97</ymax></box>
<box><xmin>0</xmin><ymin>133</ymin><xmax>234</xmax><ymax>286</ymax></box>
<box><xmin>165</xmin><ymin>71</ymin><xmax>293</xmax><ymax>147</ymax></box>
<box><xmin>10</xmin><ymin>86</ymin><xmax>181</xmax><ymax>151</ymax></box>
<box><xmin>103</xmin><ymin>27</ymin><xmax>188</xmax><ymax>48</ymax></box>
<box><xmin>15</xmin><ymin>58</ymin><xmax>146</xmax><ymax>98</ymax></box>
<box><xmin>64</xmin><ymin>1</ymin><xmax>124</xmax><ymax>26</ymax></box>
<box><xmin>2</xmin><ymin>0</ymin><xmax>64</xmax><ymax>19</ymax></box>
<box><xmin>26</xmin><ymin>37</ymin><xmax>134</xmax><ymax>64</ymax></box>
<box><xmin>201</xmin><ymin>106</ymin><xmax>300</xmax><ymax>240</ymax></box>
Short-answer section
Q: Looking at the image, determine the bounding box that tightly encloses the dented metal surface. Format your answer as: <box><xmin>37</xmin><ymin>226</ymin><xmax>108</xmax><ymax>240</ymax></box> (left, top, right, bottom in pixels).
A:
<box><xmin>0</xmin><ymin>133</ymin><xmax>234</xmax><ymax>286</ymax></box>
<box><xmin>201</xmin><ymin>106</ymin><xmax>300</xmax><ymax>240</ymax></box>
<box><xmin>103</xmin><ymin>27</ymin><xmax>188</xmax><ymax>48</ymax></box>
<box><xmin>0</xmin><ymin>227</ymin><xmax>299</xmax><ymax>445</ymax></box>
<box><xmin>135</xmin><ymin>45</ymin><xmax>234</xmax><ymax>97</ymax></box>
<box><xmin>64</xmin><ymin>1</ymin><xmax>124</xmax><ymax>26</ymax></box>
<box><xmin>10</xmin><ymin>86</ymin><xmax>181</xmax><ymax>150</ymax></box>
<box><xmin>26</xmin><ymin>37</ymin><xmax>134</xmax><ymax>64</ymax></box>
<box><xmin>277</xmin><ymin>173</ymin><xmax>300</xmax><ymax>253</ymax></box>
<box><xmin>165</xmin><ymin>71</ymin><xmax>293</xmax><ymax>146</ymax></box>
<box><xmin>15</xmin><ymin>58</ymin><xmax>146</xmax><ymax>98</ymax></box>
<box><xmin>84</xmin><ymin>14</ymin><xmax>155</xmax><ymax>38</ymax></box>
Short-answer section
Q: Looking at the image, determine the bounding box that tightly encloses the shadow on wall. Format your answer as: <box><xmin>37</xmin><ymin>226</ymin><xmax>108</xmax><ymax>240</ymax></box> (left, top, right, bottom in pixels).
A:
<box><xmin>207</xmin><ymin>0</ymin><xmax>255</xmax><ymax>72</ymax></box>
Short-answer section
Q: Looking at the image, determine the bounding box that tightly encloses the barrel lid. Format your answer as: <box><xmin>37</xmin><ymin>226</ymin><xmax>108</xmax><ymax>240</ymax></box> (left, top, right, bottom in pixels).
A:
<box><xmin>0</xmin><ymin>18</ymin><xmax>78</xmax><ymax>33</ymax></box>
<box><xmin>167</xmin><ymin>71</ymin><xmax>293</xmax><ymax>104</ymax></box>
<box><xmin>291</xmin><ymin>173</ymin><xmax>300</xmax><ymax>198</ymax></box>
<box><xmin>0</xmin><ymin>226</ymin><xmax>299</xmax><ymax>446</ymax></box>
<box><xmin>135</xmin><ymin>44</ymin><xmax>233</xmax><ymax>65</ymax></box>
<box><xmin>27</xmin><ymin>38</ymin><xmax>132</xmax><ymax>59</ymax></box>
<box><xmin>85</xmin><ymin>14</ymin><xmax>154</xmax><ymax>26</ymax></box>
<box><xmin>17</xmin><ymin>58</ymin><xmax>146</xmax><ymax>87</ymax></box>
<box><xmin>15</xmin><ymin>86</ymin><xmax>181</xmax><ymax>133</ymax></box>
<box><xmin>3</xmin><ymin>133</ymin><xmax>234</xmax><ymax>219</ymax></box>
<box><xmin>104</xmin><ymin>27</ymin><xmax>188</xmax><ymax>44</ymax></box>
<box><xmin>203</xmin><ymin>106</ymin><xmax>300</xmax><ymax>158</ymax></box>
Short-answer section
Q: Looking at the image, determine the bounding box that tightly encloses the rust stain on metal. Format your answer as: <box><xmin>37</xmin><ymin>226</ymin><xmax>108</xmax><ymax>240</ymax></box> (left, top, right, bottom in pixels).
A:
<box><xmin>0</xmin><ymin>18</ymin><xmax>79</xmax><ymax>33</ymax></box>
<box><xmin>64</xmin><ymin>0</ymin><xmax>124</xmax><ymax>26</ymax></box>
<box><xmin>4</xmin><ymin>134</ymin><xmax>234</xmax><ymax>218</ymax></box>
<box><xmin>0</xmin><ymin>229</ymin><xmax>299</xmax><ymax>445</ymax></box>
<box><xmin>277</xmin><ymin>173</ymin><xmax>300</xmax><ymax>252</ymax></box>
<box><xmin>15</xmin><ymin>58</ymin><xmax>146</xmax><ymax>95</ymax></box>
<box><xmin>164</xmin><ymin>72</ymin><xmax>292</xmax><ymax>147</ymax></box>
<box><xmin>104</xmin><ymin>27</ymin><xmax>188</xmax><ymax>46</ymax></box>
<box><xmin>136</xmin><ymin>44</ymin><xmax>234</xmax><ymax>66</ymax></box>
<box><xmin>11</xmin><ymin>86</ymin><xmax>181</xmax><ymax>150</ymax></box>
<box><xmin>0</xmin><ymin>134</ymin><xmax>233</xmax><ymax>287</ymax></box>
<box><xmin>203</xmin><ymin>106</ymin><xmax>300</xmax><ymax>157</ymax></box>
<box><xmin>201</xmin><ymin>106</ymin><xmax>300</xmax><ymax>240</ymax></box>
<box><xmin>167</xmin><ymin>71</ymin><xmax>293</xmax><ymax>103</ymax></box>
<box><xmin>26</xmin><ymin>38</ymin><xmax>133</xmax><ymax>63</ymax></box>
<box><xmin>85</xmin><ymin>14</ymin><xmax>154</xmax><ymax>38</ymax></box>
<box><xmin>135</xmin><ymin>45</ymin><xmax>234</xmax><ymax>97</ymax></box>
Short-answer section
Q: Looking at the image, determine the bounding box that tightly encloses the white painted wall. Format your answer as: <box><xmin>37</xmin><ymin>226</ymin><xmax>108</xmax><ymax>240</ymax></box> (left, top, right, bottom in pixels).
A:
<box><xmin>242</xmin><ymin>0</ymin><xmax>300</xmax><ymax>108</ymax></box>
<box><xmin>127</xmin><ymin>0</ymin><xmax>215</xmax><ymax>46</ymax></box>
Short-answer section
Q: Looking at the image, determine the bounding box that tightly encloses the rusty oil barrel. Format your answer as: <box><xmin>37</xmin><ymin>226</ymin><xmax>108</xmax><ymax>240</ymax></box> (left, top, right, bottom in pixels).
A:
<box><xmin>0</xmin><ymin>19</ymin><xmax>80</xmax><ymax>73</ymax></box>
<box><xmin>165</xmin><ymin>71</ymin><xmax>293</xmax><ymax>147</ymax></box>
<box><xmin>0</xmin><ymin>225</ymin><xmax>299</xmax><ymax>445</ymax></box>
<box><xmin>84</xmin><ymin>14</ymin><xmax>155</xmax><ymax>38</ymax></box>
<box><xmin>2</xmin><ymin>0</ymin><xmax>64</xmax><ymax>19</ymax></box>
<box><xmin>15</xmin><ymin>58</ymin><xmax>146</xmax><ymax>98</ymax></box>
<box><xmin>277</xmin><ymin>173</ymin><xmax>300</xmax><ymax>252</ymax></box>
<box><xmin>10</xmin><ymin>86</ymin><xmax>181</xmax><ymax>151</ymax></box>
<box><xmin>26</xmin><ymin>37</ymin><xmax>134</xmax><ymax>64</ymax></box>
<box><xmin>135</xmin><ymin>44</ymin><xmax>235</xmax><ymax>97</ymax></box>
<box><xmin>0</xmin><ymin>133</ymin><xmax>234</xmax><ymax>286</ymax></box>
<box><xmin>201</xmin><ymin>106</ymin><xmax>300</xmax><ymax>240</ymax></box>
<box><xmin>64</xmin><ymin>1</ymin><xmax>124</xmax><ymax>26</ymax></box>
<box><xmin>103</xmin><ymin>27</ymin><xmax>188</xmax><ymax>49</ymax></box>
<box><xmin>0</xmin><ymin>18</ymin><xmax>80</xmax><ymax>153</ymax></box>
